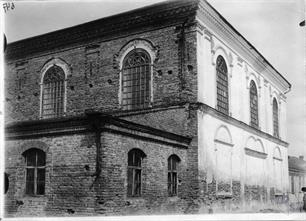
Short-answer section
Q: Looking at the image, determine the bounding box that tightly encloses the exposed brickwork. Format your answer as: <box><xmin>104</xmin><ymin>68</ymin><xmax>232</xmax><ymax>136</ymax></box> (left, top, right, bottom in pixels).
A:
<box><xmin>5</xmin><ymin>24</ymin><xmax>198</xmax><ymax>124</ymax></box>
<box><xmin>4</xmin><ymin>0</ymin><xmax>288</xmax><ymax>217</ymax></box>
<box><xmin>4</xmin><ymin>128</ymin><xmax>193</xmax><ymax>216</ymax></box>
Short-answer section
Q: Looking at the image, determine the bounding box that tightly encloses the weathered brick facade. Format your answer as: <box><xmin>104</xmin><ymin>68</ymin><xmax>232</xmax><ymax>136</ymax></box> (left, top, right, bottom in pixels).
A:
<box><xmin>4</xmin><ymin>0</ymin><xmax>291</xmax><ymax>217</ymax></box>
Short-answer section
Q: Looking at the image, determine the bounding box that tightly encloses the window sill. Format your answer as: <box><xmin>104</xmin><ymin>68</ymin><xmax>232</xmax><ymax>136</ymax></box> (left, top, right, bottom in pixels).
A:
<box><xmin>125</xmin><ymin>197</ymin><xmax>145</xmax><ymax>206</ymax></box>
<box><xmin>168</xmin><ymin>196</ymin><xmax>179</xmax><ymax>202</ymax></box>
<box><xmin>22</xmin><ymin>194</ymin><xmax>46</xmax><ymax>199</ymax></box>
<box><xmin>216</xmin><ymin>192</ymin><xmax>233</xmax><ymax>199</ymax></box>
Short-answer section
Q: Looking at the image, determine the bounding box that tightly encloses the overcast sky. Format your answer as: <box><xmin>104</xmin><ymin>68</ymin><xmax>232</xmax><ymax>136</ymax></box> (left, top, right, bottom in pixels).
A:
<box><xmin>2</xmin><ymin>0</ymin><xmax>306</xmax><ymax>157</ymax></box>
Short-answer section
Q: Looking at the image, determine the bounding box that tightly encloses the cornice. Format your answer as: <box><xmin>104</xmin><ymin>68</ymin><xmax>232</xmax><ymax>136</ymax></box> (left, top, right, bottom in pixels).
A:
<box><xmin>197</xmin><ymin>1</ymin><xmax>291</xmax><ymax>93</ymax></box>
<box><xmin>5</xmin><ymin>113</ymin><xmax>191</xmax><ymax>148</ymax></box>
<box><xmin>193</xmin><ymin>102</ymin><xmax>289</xmax><ymax>147</ymax></box>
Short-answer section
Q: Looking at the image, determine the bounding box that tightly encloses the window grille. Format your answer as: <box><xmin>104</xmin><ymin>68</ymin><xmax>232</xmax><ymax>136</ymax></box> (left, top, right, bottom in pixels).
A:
<box><xmin>42</xmin><ymin>65</ymin><xmax>65</xmax><ymax>118</ymax></box>
<box><xmin>216</xmin><ymin>55</ymin><xmax>229</xmax><ymax>115</ymax></box>
<box><xmin>127</xmin><ymin>149</ymin><xmax>145</xmax><ymax>197</ymax></box>
<box><xmin>122</xmin><ymin>49</ymin><xmax>151</xmax><ymax>110</ymax></box>
<box><xmin>23</xmin><ymin>148</ymin><xmax>46</xmax><ymax>195</ymax></box>
<box><xmin>168</xmin><ymin>155</ymin><xmax>180</xmax><ymax>196</ymax></box>
<box><xmin>250</xmin><ymin>80</ymin><xmax>259</xmax><ymax>127</ymax></box>
<box><xmin>273</xmin><ymin>98</ymin><xmax>279</xmax><ymax>137</ymax></box>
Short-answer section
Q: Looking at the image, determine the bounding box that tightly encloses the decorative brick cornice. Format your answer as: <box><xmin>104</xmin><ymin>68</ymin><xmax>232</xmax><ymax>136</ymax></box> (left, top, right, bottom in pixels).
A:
<box><xmin>5</xmin><ymin>112</ymin><xmax>191</xmax><ymax>148</ymax></box>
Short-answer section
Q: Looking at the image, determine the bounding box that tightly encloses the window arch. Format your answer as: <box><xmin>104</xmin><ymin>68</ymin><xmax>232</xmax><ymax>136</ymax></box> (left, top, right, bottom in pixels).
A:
<box><xmin>168</xmin><ymin>155</ymin><xmax>180</xmax><ymax>196</ymax></box>
<box><xmin>22</xmin><ymin>148</ymin><xmax>46</xmax><ymax>195</ymax></box>
<box><xmin>122</xmin><ymin>49</ymin><xmax>151</xmax><ymax>110</ymax></box>
<box><xmin>127</xmin><ymin>149</ymin><xmax>146</xmax><ymax>197</ymax></box>
<box><xmin>249</xmin><ymin>80</ymin><xmax>259</xmax><ymax>127</ymax></box>
<box><xmin>41</xmin><ymin>65</ymin><xmax>65</xmax><ymax>118</ymax></box>
<box><xmin>216</xmin><ymin>55</ymin><xmax>229</xmax><ymax>115</ymax></box>
<box><xmin>273</xmin><ymin>98</ymin><xmax>279</xmax><ymax>137</ymax></box>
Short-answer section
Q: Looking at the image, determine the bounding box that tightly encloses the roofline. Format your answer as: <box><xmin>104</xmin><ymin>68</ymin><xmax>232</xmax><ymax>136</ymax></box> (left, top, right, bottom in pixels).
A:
<box><xmin>203</xmin><ymin>0</ymin><xmax>291</xmax><ymax>89</ymax></box>
<box><xmin>7</xmin><ymin>0</ymin><xmax>176</xmax><ymax>45</ymax></box>
<box><xmin>5</xmin><ymin>0</ymin><xmax>198</xmax><ymax>60</ymax></box>
<box><xmin>5</xmin><ymin>0</ymin><xmax>291</xmax><ymax>89</ymax></box>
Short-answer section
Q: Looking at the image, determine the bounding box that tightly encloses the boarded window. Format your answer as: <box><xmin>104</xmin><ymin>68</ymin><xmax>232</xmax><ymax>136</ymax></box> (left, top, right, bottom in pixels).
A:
<box><xmin>23</xmin><ymin>148</ymin><xmax>46</xmax><ymax>195</ymax></box>
<box><xmin>42</xmin><ymin>65</ymin><xmax>65</xmax><ymax>118</ymax></box>
<box><xmin>168</xmin><ymin>155</ymin><xmax>180</xmax><ymax>196</ymax></box>
<box><xmin>216</xmin><ymin>55</ymin><xmax>229</xmax><ymax>115</ymax></box>
<box><xmin>250</xmin><ymin>80</ymin><xmax>259</xmax><ymax>127</ymax></box>
<box><xmin>122</xmin><ymin>49</ymin><xmax>151</xmax><ymax>110</ymax></box>
<box><xmin>127</xmin><ymin>149</ymin><xmax>145</xmax><ymax>197</ymax></box>
<box><xmin>85</xmin><ymin>51</ymin><xmax>99</xmax><ymax>78</ymax></box>
<box><xmin>273</xmin><ymin>98</ymin><xmax>279</xmax><ymax>137</ymax></box>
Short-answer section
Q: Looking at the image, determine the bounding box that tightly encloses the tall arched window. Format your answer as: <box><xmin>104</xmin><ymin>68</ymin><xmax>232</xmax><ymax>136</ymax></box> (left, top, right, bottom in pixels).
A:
<box><xmin>122</xmin><ymin>49</ymin><xmax>151</xmax><ymax>110</ymax></box>
<box><xmin>273</xmin><ymin>98</ymin><xmax>279</xmax><ymax>137</ymax></box>
<box><xmin>23</xmin><ymin>148</ymin><xmax>46</xmax><ymax>195</ymax></box>
<box><xmin>41</xmin><ymin>65</ymin><xmax>65</xmax><ymax>118</ymax></box>
<box><xmin>216</xmin><ymin>55</ymin><xmax>229</xmax><ymax>115</ymax></box>
<box><xmin>168</xmin><ymin>155</ymin><xmax>180</xmax><ymax>196</ymax></box>
<box><xmin>127</xmin><ymin>149</ymin><xmax>146</xmax><ymax>197</ymax></box>
<box><xmin>249</xmin><ymin>80</ymin><xmax>259</xmax><ymax>127</ymax></box>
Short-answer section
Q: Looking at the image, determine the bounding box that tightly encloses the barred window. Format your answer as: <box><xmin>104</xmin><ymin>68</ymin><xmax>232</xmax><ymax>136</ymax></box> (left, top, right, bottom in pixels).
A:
<box><xmin>23</xmin><ymin>149</ymin><xmax>46</xmax><ymax>195</ymax></box>
<box><xmin>42</xmin><ymin>65</ymin><xmax>65</xmax><ymax>118</ymax></box>
<box><xmin>127</xmin><ymin>149</ymin><xmax>146</xmax><ymax>197</ymax></box>
<box><xmin>216</xmin><ymin>55</ymin><xmax>229</xmax><ymax>115</ymax></box>
<box><xmin>122</xmin><ymin>49</ymin><xmax>151</xmax><ymax>110</ymax></box>
<box><xmin>250</xmin><ymin>80</ymin><xmax>259</xmax><ymax>127</ymax></box>
<box><xmin>168</xmin><ymin>155</ymin><xmax>180</xmax><ymax>196</ymax></box>
<box><xmin>273</xmin><ymin>98</ymin><xmax>279</xmax><ymax>137</ymax></box>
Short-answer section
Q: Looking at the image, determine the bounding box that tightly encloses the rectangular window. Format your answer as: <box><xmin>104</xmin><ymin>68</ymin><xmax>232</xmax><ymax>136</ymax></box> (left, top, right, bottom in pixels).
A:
<box><xmin>24</xmin><ymin>149</ymin><xmax>46</xmax><ymax>195</ymax></box>
<box><xmin>85</xmin><ymin>51</ymin><xmax>99</xmax><ymax>77</ymax></box>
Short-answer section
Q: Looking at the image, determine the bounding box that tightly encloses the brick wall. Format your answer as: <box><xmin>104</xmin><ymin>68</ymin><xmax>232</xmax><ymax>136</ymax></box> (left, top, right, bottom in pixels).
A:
<box><xmin>5</xmin><ymin>134</ymin><xmax>97</xmax><ymax>217</ymax></box>
<box><xmin>5</xmin><ymin>24</ymin><xmax>198</xmax><ymax>123</ymax></box>
<box><xmin>4</xmin><ymin>127</ymin><xmax>194</xmax><ymax>216</ymax></box>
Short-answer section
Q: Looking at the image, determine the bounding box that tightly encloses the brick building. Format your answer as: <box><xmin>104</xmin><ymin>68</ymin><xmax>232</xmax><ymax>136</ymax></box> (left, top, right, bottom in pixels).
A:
<box><xmin>4</xmin><ymin>0</ymin><xmax>291</xmax><ymax>217</ymax></box>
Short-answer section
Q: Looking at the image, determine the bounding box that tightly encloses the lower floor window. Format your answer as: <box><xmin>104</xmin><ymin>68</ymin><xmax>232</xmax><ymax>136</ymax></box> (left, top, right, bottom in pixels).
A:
<box><xmin>127</xmin><ymin>149</ymin><xmax>146</xmax><ymax>197</ymax></box>
<box><xmin>23</xmin><ymin>148</ymin><xmax>46</xmax><ymax>195</ymax></box>
<box><xmin>168</xmin><ymin>155</ymin><xmax>180</xmax><ymax>196</ymax></box>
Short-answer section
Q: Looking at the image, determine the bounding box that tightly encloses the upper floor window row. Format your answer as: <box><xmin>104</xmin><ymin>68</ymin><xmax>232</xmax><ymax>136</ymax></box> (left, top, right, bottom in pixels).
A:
<box><xmin>122</xmin><ymin>49</ymin><xmax>151</xmax><ymax>110</ymax></box>
<box><xmin>273</xmin><ymin>98</ymin><xmax>279</xmax><ymax>138</ymax></box>
<box><xmin>39</xmin><ymin>49</ymin><xmax>153</xmax><ymax>118</ymax></box>
<box><xmin>216</xmin><ymin>55</ymin><xmax>229</xmax><ymax>115</ymax></box>
<box><xmin>41</xmin><ymin>65</ymin><xmax>66</xmax><ymax>119</ymax></box>
<box><xmin>215</xmin><ymin>55</ymin><xmax>279</xmax><ymax>137</ymax></box>
<box><xmin>249</xmin><ymin>80</ymin><xmax>259</xmax><ymax>128</ymax></box>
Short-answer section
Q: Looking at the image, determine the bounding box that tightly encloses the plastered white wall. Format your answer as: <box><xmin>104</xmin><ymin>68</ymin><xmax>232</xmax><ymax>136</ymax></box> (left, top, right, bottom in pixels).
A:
<box><xmin>196</xmin><ymin>24</ymin><xmax>288</xmax><ymax>141</ymax></box>
<box><xmin>198</xmin><ymin>111</ymin><xmax>289</xmax><ymax>195</ymax></box>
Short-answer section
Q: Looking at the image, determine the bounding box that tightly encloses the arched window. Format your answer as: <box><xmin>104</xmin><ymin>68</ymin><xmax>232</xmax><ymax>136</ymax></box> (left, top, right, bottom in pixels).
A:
<box><xmin>273</xmin><ymin>98</ymin><xmax>279</xmax><ymax>137</ymax></box>
<box><xmin>168</xmin><ymin>155</ymin><xmax>180</xmax><ymax>196</ymax></box>
<box><xmin>41</xmin><ymin>65</ymin><xmax>65</xmax><ymax>118</ymax></box>
<box><xmin>122</xmin><ymin>49</ymin><xmax>151</xmax><ymax>110</ymax></box>
<box><xmin>127</xmin><ymin>149</ymin><xmax>146</xmax><ymax>197</ymax></box>
<box><xmin>22</xmin><ymin>148</ymin><xmax>46</xmax><ymax>195</ymax></box>
<box><xmin>216</xmin><ymin>55</ymin><xmax>229</xmax><ymax>115</ymax></box>
<box><xmin>249</xmin><ymin>80</ymin><xmax>259</xmax><ymax>127</ymax></box>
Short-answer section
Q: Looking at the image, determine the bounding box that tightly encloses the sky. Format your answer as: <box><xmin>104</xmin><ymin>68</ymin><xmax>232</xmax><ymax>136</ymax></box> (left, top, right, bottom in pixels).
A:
<box><xmin>1</xmin><ymin>0</ymin><xmax>306</xmax><ymax>157</ymax></box>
